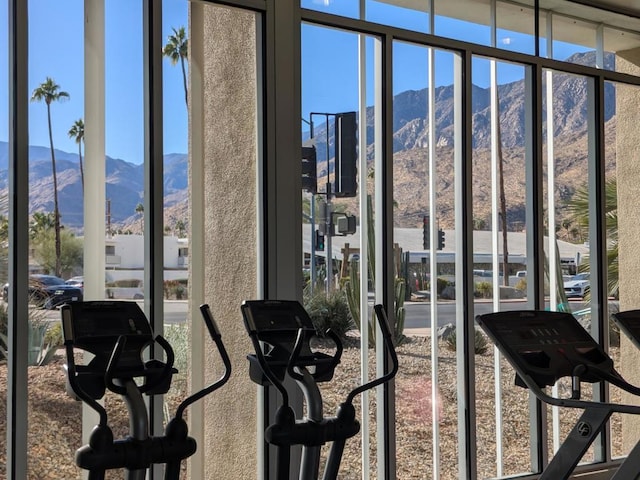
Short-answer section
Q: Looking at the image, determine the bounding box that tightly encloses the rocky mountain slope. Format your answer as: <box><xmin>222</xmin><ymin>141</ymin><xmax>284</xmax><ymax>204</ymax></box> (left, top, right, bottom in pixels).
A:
<box><xmin>0</xmin><ymin>53</ymin><xmax>616</xmax><ymax>236</ymax></box>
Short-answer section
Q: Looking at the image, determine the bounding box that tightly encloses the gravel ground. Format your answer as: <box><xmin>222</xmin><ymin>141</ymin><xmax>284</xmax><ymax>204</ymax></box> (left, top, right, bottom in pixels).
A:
<box><xmin>0</xmin><ymin>336</ymin><xmax>624</xmax><ymax>479</ymax></box>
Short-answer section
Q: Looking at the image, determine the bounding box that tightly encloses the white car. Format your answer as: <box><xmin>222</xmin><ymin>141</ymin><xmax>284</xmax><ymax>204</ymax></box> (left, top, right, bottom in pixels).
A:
<box><xmin>564</xmin><ymin>273</ymin><xmax>590</xmax><ymax>298</ymax></box>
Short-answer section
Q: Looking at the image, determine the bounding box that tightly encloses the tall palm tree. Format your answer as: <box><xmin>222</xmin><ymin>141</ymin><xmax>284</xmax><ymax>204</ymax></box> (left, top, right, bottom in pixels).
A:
<box><xmin>566</xmin><ymin>178</ymin><xmax>619</xmax><ymax>299</ymax></box>
<box><xmin>68</xmin><ymin>119</ymin><xmax>84</xmax><ymax>194</ymax></box>
<box><xmin>31</xmin><ymin>77</ymin><xmax>69</xmax><ymax>278</ymax></box>
<box><xmin>163</xmin><ymin>26</ymin><xmax>189</xmax><ymax>108</ymax></box>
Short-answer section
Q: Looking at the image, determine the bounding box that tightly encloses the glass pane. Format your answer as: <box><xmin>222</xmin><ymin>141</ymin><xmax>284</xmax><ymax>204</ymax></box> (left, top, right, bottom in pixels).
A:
<box><xmin>471</xmin><ymin>56</ymin><xmax>534</xmax><ymax>478</ymax></box>
<box><xmin>496</xmin><ymin>0</ymin><xmax>541</xmax><ymax>55</ymax></box>
<box><xmin>162</xmin><ymin>0</ymin><xmax>189</xmax><ymax>430</ymax></box>
<box><xmin>366</xmin><ymin>0</ymin><xmax>429</xmax><ymax>33</ymax></box>
<box><xmin>551</xmin><ymin>15</ymin><xmax>596</xmax><ymax>64</ymax></box>
<box><xmin>391</xmin><ymin>40</ymin><xmax>461</xmax><ymax>479</ymax></box>
<box><xmin>27</xmin><ymin>0</ymin><xmax>85</xmax><ymax>477</ymax></box>
<box><xmin>302</xmin><ymin>23</ymin><xmax>378</xmax><ymax>477</ymax></box>
<box><xmin>435</xmin><ymin>1</ymin><xmax>490</xmax><ymax>46</ymax></box>
<box><xmin>301</xmin><ymin>0</ymin><xmax>359</xmax><ymax>20</ymax></box>
<box><xmin>544</xmin><ymin>69</ymin><xmax>601</xmax><ymax>465</ymax></box>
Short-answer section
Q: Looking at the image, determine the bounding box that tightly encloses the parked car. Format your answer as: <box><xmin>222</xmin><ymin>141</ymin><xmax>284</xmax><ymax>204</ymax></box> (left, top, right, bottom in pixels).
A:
<box><xmin>65</xmin><ymin>276</ymin><xmax>84</xmax><ymax>290</ymax></box>
<box><xmin>564</xmin><ymin>273</ymin><xmax>590</xmax><ymax>298</ymax></box>
<box><xmin>2</xmin><ymin>274</ymin><xmax>83</xmax><ymax>309</ymax></box>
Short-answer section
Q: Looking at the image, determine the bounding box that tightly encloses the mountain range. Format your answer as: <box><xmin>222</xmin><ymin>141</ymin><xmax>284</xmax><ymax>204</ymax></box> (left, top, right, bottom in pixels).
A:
<box><xmin>0</xmin><ymin>143</ymin><xmax>188</xmax><ymax>231</ymax></box>
<box><xmin>0</xmin><ymin>52</ymin><xmax>613</xmax><ymax>237</ymax></box>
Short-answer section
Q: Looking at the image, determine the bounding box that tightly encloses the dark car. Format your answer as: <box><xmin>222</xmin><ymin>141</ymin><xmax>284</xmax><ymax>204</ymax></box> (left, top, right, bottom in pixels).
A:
<box><xmin>2</xmin><ymin>274</ymin><xmax>83</xmax><ymax>309</ymax></box>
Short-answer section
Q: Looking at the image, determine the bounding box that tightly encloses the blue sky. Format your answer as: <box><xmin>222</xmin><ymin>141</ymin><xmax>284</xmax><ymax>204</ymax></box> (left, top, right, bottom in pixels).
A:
<box><xmin>1</xmin><ymin>1</ymin><xmax>592</xmax><ymax>164</ymax></box>
<box><xmin>0</xmin><ymin>0</ymin><xmax>188</xmax><ymax>164</ymax></box>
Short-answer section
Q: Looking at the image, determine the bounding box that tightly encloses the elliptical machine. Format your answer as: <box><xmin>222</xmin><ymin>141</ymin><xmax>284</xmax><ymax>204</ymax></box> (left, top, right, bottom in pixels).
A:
<box><xmin>241</xmin><ymin>299</ymin><xmax>398</xmax><ymax>480</ymax></box>
<box><xmin>62</xmin><ymin>301</ymin><xmax>231</xmax><ymax>480</ymax></box>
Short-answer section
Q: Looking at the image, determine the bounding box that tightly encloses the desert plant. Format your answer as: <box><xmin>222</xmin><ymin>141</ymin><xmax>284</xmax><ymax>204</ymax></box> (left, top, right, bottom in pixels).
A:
<box><xmin>344</xmin><ymin>260</ymin><xmax>375</xmax><ymax>346</ymax></box>
<box><xmin>304</xmin><ymin>288</ymin><xmax>354</xmax><ymax>339</ymax></box>
<box><xmin>515</xmin><ymin>278</ymin><xmax>527</xmax><ymax>292</ymax></box>
<box><xmin>475</xmin><ymin>281</ymin><xmax>492</xmax><ymax>298</ymax></box>
<box><xmin>0</xmin><ymin>296</ymin><xmax>60</xmax><ymax>366</ymax></box>
<box><xmin>444</xmin><ymin>327</ymin><xmax>489</xmax><ymax>355</ymax></box>
<box><xmin>394</xmin><ymin>277</ymin><xmax>407</xmax><ymax>345</ymax></box>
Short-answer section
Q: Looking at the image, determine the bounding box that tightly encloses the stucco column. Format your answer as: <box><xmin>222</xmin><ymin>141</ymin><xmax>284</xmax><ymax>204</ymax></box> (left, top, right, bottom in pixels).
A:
<box><xmin>614</xmin><ymin>48</ymin><xmax>640</xmax><ymax>450</ymax></box>
<box><xmin>190</xmin><ymin>4</ymin><xmax>259</xmax><ymax>478</ymax></box>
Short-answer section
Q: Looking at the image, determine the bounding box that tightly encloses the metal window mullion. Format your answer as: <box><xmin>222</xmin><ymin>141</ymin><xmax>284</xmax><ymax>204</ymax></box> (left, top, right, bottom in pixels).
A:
<box><xmin>543</xmin><ymin>11</ymin><xmax>563</xmax><ymax>456</ymax></box>
<box><xmin>524</xmin><ymin>62</ymin><xmax>547</xmax><ymax>473</ymax></box>
<box><xmin>427</xmin><ymin>45</ymin><xmax>441</xmax><ymax>480</ymax></box>
<box><xmin>83</xmin><ymin>0</ymin><xmax>107</xmax><ymax>460</ymax></box>
<box><xmin>454</xmin><ymin>49</ymin><xmax>477</xmax><ymax>480</ymax></box>
<box><xmin>264</xmin><ymin>1</ymin><xmax>303</xmax><ymax>478</ymax></box>
<box><xmin>358</xmin><ymin>28</ymin><xmax>371</xmax><ymax>480</ymax></box>
<box><xmin>588</xmin><ymin>74</ymin><xmax>611</xmax><ymax>464</ymax></box>
<box><xmin>489</xmin><ymin>5</ymin><xmax>505</xmax><ymax>473</ymax></box>
<box><xmin>7</xmin><ymin>0</ymin><xmax>29</xmax><ymax>478</ymax></box>
<box><xmin>489</xmin><ymin>56</ymin><xmax>506</xmax><ymax>477</ymax></box>
<box><xmin>142</xmin><ymin>3</ymin><xmax>165</xmax><ymax>478</ymax></box>
<box><xmin>376</xmin><ymin>31</ymin><xmax>396</xmax><ymax>480</ymax></box>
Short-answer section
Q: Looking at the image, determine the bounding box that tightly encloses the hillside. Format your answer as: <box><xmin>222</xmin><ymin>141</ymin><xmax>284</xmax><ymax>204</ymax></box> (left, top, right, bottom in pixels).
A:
<box><xmin>0</xmin><ymin>52</ymin><xmax>616</xmax><ymax>237</ymax></box>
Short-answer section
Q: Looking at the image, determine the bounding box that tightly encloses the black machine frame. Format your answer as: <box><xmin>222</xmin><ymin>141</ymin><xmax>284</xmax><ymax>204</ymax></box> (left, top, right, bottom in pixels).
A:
<box><xmin>62</xmin><ymin>301</ymin><xmax>231</xmax><ymax>480</ymax></box>
<box><xmin>476</xmin><ymin>309</ymin><xmax>640</xmax><ymax>480</ymax></box>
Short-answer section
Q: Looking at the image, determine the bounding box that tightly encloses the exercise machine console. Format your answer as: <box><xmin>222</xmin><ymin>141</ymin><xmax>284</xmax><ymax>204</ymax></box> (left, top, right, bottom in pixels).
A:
<box><xmin>476</xmin><ymin>310</ymin><xmax>640</xmax><ymax>480</ymax></box>
<box><xmin>62</xmin><ymin>301</ymin><xmax>231</xmax><ymax>480</ymax></box>
<box><xmin>241</xmin><ymin>299</ymin><xmax>398</xmax><ymax>480</ymax></box>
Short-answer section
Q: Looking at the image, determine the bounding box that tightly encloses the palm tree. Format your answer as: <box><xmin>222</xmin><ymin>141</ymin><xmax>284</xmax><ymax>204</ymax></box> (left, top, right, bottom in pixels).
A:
<box><xmin>163</xmin><ymin>26</ymin><xmax>189</xmax><ymax>108</ymax></box>
<box><xmin>29</xmin><ymin>212</ymin><xmax>56</xmax><ymax>240</ymax></box>
<box><xmin>566</xmin><ymin>178</ymin><xmax>618</xmax><ymax>299</ymax></box>
<box><xmin>68</xmin><ymin>119</ymin><xmax>85</xmax><ymax>194</ymax></box>
<box><xmin>31</xmin><ymin>77</ymin><xmax>69</xmax><ymax>277</ymax></box>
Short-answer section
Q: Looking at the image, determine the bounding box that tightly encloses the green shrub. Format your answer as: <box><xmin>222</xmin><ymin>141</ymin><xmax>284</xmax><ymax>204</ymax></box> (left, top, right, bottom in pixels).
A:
<box><xmin>475</xmin><ymin>281</ymin><xmax>492</xmax><ymax>298</ymax></box>
<box><xmin>163</xmin><ymin>323</ymin><xmax>189</xmax><ymax>375</ymax></box>
<box><xmin>163</xmin><ymin>279</ymin><xmax>189</xmax><ymax>300</ymax></box>
<box><xmin>437</xmin><ymin>277</ymin><xmax>451</xmax><ymax>295</ymax></box>
<box><xmin>44</xmin><ymin>321</ymin><xmax>63</xmax><ymax>347</ymax></box>
<box><xmin>444</xmin><ymin>327</ymin><xmax>489</xmax><ymax>355</ymax></box>
<box><xmin>304</xmin><ymin>289</ymin><xmax>354</xmax><ymax>339</ymax></box>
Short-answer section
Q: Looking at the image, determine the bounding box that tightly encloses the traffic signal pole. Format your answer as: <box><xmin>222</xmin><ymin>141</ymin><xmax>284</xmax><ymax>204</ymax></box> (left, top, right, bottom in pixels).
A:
<box><xmin>325</xmin><ymin>183</ymin><xmax>333</xmax><ymax>294</ymax></box>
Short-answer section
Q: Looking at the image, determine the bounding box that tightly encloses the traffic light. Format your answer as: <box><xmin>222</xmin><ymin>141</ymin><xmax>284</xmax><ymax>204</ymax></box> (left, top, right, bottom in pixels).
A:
<box><xmin>315</xmin><ymin>229</ymin><xmax>325</xmax><ymax>251</ymax></box>
<box><xmin>302</xmin><ymin>146</ymin><xmax>317</xmax><ymax>193</ymax></box>
<box><xmin>437</xmin><ymin>229</ymin><xmax>445</xmax><ymax>250</ymax></box>
<box><xmin>422</xmin><ymin>215</ymin><xmax>430</xmax><ymax>249</ymax></box>
<box><xmin>334</xmin><ymin>112</ymin><xmax>357</xmax><ymax>197</ymax></box>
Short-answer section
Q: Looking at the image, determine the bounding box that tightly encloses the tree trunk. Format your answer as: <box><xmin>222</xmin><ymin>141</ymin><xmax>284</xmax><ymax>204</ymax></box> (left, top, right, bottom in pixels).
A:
<box><xmin>46</xmin><ymin>103</ymin><xmax>62</xmax><ymax>277</ymax></box>
<box><xmin>497</xmin><ymin>110</ymin><xmax>509</xmax><ymax>286</ymax></box>
<box><xmin>180</xmin><ymin>56</ymin><xmax>188</xmax><ymax>108</ymax></box>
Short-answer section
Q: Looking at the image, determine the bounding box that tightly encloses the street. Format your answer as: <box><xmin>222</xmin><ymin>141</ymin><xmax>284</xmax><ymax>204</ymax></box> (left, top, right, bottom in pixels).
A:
<box><xmin>403</xmin><ymin>299</ymin><xmax>591</xmax><ymax>331</ymax></box>
<box><xmin>41</xmin><ymin>299</ymin><xmax>600</xmax><ymax>334</ymax></box>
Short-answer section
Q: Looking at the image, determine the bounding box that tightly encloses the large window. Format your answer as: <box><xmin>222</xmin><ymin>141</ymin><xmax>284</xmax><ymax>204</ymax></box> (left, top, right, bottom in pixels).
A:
<box><xmin>7</xmin><ymin>0</ymin><xmax>640</xmax><ymax>479</ymax></box>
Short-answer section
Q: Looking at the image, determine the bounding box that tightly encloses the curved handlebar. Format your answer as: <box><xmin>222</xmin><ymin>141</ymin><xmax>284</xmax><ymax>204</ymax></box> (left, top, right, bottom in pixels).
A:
<box><xmin>346</xmin><ymin>304</ymin><xmax>399</xmax><ymax>405</ymax></box>
<box><xmin>174</xmin><ymin>304</ymin><xmax>233</xmax><ymax>419</ymax></box>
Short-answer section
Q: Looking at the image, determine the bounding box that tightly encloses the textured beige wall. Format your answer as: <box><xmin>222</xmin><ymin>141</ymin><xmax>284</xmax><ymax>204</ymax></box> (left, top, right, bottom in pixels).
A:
<box><xmin>195</xmin><ymin>6</ymin><xmax>258</xmax><ymax>479</ymax></box>
<box><xmin>615</xmin><ymin>48</ymin><xmax>640</xmax><ymax>450</ymax></box>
